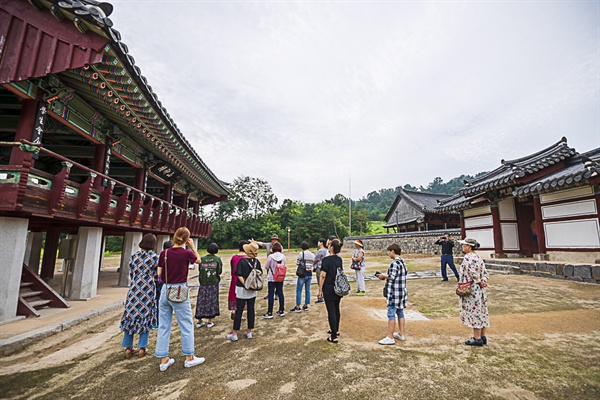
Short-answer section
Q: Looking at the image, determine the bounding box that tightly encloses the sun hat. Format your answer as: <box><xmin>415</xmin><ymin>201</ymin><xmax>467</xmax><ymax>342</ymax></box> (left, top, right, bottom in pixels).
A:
<box><xmin>353</xmin><ymin>239</ymin><xmax>364</xmax><ymax>247</ymax></box>
<box><xmin>269</xmin><ymin>234</ymin><xmax>280</xmax><ymax>242</ymax></box>
<box><xmin>457</xmin><ymin>238</ymin><xmax>479</xmax><ymax>248</ymax></box>
<box><xmin>243</xmin><ymin>242</ymin><xmax>259</xmax><ymax>258</ymax></box>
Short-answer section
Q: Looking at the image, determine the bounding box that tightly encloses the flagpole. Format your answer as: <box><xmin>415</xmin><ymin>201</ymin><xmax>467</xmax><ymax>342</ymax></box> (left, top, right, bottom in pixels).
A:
<box><xmin>349</xmin><ymin>175</ymin><xmax>352</xmax><ymax>236</ymax></box>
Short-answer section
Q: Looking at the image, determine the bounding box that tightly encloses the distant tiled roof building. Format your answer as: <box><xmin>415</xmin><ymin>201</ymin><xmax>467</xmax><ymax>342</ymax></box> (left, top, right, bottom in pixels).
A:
<box><xmin>435</xmin><ymin>137</ymin><xmax>599</xmax><ymax>263</ymax></box>
<box><xmin>384</xmin><ymin>188</ymin><xmax>459</xmax><ymax>232</ymax></box>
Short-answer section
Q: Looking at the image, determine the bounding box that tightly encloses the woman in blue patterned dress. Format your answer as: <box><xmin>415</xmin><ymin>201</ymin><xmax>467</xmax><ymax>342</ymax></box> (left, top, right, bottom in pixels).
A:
<box><xmin>120</xmin><ymin>233</ymin><xmax>158</xmax><ymax>358</ymax></box>
<box><xmin>457</xmin><ymin>238</ymin><xmax>490</xmax><ymax>346</ymax></box>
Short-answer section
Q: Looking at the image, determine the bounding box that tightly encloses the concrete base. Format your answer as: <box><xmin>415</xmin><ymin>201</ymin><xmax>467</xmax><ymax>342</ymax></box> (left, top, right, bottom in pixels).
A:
<box><xmin>0</xmin><ymin>217</ymin><xmax>29</xmax><ymax>323</ymax></box>
<box><xmin>118</xmin><ymin>232</ymin><xmax>142</xmax><ymax>287</ymax></box>
<box><xmin>24</xmin><ymin>232</ymin><xmax>43</xmax><ymax>273</ymax></box>
<box><xmin>71</xmin><ymin>227</ymin><xmax>103</xmax><ymax>300</ymax></box>
<box><xmin>156</xmin><ymin>234</ymin><xmax>171</xmax><ymax>253</ymax></box>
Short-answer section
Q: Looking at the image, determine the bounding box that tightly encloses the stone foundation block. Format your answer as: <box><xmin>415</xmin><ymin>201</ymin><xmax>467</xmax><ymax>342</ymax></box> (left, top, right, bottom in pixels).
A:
<box><xmin>545</xmin><ymin>265</ymin><xmax>557</xmax><ymax>275</ymax></box>
<box><xmin>555</xmin><ymin>265</ymin><xmax>564</xmax><ymax>275</ymax></box>
<box><xmin>535</xmin><ymin>263</ymin><xmax>547</xmax><ymax>273</ymax></box>
<box><xmin>591</xmin><ymin>266</ymin><xmax>600</xmax><ymax>280</ymax></box>
<box><xmin>519</xmin><ymin>263</ymin><xmax>534</xmax><ymax>271</ymax></box>
<box><xmin>567</xmin><ymin>276</ymin><xmax>583</xmax><ymax>282</ymax></box>
<box><xmin>564</xmin><ymin>264</ymin><xmax>574</xmax><ymax>277</ymax></box>
<box><xmin>573</xmin><ymin>265</ymin><xmax>592</xmax><ymax>279</ymax></box>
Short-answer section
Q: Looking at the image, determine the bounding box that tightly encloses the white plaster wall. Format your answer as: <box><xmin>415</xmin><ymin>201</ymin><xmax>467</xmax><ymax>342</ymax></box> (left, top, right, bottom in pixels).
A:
<box><xmin>465</xmin><ymin>228</ymin><xmax>494</xmax><ymax>249</ymax></box>
<box><xmin>501</xmin><ymin>223</ymin><xmax>520</xmax><ymax>250</ymax></box>
<box><xmin>544</xmin><ymin>219</ymin><xmax>600</xmax><ymax>248</ymax></box>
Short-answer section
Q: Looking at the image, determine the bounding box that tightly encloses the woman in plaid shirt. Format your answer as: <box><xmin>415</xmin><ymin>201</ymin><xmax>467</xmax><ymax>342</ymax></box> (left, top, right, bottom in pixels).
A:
<box><xmin>377</xmin><ymin>243</ymin><xmax>407</xmax><ymax>345</ymax></box>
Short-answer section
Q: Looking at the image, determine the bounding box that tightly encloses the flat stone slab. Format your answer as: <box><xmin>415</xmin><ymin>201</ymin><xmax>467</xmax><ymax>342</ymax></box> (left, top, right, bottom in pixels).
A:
<box><xmin>371</xmin><ymin>308</ymin><xmax>429</xmax><ymax>321</ymax></box>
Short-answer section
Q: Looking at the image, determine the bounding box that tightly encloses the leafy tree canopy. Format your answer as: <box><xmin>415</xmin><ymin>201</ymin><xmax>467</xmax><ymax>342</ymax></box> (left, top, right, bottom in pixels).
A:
<box><xmin>200</xmin><ymin>173</ymin><xmax>484</xmax><ymax>248</ymax></box>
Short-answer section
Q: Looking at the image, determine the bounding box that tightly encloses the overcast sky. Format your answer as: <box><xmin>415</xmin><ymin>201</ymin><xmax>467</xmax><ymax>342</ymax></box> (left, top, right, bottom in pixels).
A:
<box><xmin>109</xmin><ymin>1</ymin><xmax>599</xmax><ymax>204</ymax></box>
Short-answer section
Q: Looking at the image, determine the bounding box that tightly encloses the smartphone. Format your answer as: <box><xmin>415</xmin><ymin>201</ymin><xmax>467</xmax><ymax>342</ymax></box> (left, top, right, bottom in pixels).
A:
<box><xmin>374</xmin><ymin>271</ymin><xmax>381</xmax><ymax>277</ymax></box>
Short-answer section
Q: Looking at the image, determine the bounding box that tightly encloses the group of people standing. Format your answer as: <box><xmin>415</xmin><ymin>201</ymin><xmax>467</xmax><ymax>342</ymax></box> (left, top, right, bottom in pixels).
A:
<box><xmin>119</xmin><ymin>228</ymin><xmax>491</xmax><ymax>372</ymax></box>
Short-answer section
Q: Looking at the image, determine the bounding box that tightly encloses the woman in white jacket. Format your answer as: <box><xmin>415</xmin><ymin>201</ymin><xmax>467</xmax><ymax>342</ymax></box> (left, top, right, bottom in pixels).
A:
<box><xmin>263</xmin><ymin>242</ymin><xmax>286</xmax><ymax>318</ymax></box>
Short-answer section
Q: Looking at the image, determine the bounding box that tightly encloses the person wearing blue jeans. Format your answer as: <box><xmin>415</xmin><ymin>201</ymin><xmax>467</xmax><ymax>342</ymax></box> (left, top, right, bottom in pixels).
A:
<box><xmin>155</xmin><ymin>227</ymin><xmax>205</xmax><ymax>371</ymax></box>
<box><xmin>435</xmin><ymin>233</ymin><xmax>459</xmax><ymax>282</ymax></box>
<box><xmin>291</xmin><ymin>242</ymin><xmax>315</xmax><ymax>313</ymax></box>
<box><xmin>155</xmin><ymin>283</ymin><xmax>196</xmax><ymax>357</ymax></box>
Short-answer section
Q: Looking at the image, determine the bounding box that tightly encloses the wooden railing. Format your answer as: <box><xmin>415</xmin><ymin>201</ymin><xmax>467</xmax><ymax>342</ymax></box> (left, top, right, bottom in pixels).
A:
<box><xmin>0</xmin><ymin>141</ymin><xmax>212</xmax><ymax>237</ymax></box>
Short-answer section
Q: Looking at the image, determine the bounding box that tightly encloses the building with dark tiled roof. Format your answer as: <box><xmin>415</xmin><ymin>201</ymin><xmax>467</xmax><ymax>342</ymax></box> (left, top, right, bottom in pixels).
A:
<box><xmin>435</xmin><ymin>137</ymin><xmax>599</xmax><ymax>263</ymax></box>
<box><xmin>384</xmin><ymin>188</ymin><xmax>460</xmax><ymax>232</ymax></box>
<box><xmin>0</xmin><ymin>0</ymin><xmax>230</xmax><ymax>323</ymax></box>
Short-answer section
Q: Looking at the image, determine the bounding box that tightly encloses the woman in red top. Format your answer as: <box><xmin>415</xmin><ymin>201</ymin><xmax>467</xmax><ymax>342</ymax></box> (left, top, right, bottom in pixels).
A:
<box><xmin>228</xmin><ymin>240</ymin><xmax>248</xmax><ymax>320</ymax></box>
<box><xmin>155</xmin><ymin>227</ymin><xmax>205</xmax><ymax>371</ymax></box>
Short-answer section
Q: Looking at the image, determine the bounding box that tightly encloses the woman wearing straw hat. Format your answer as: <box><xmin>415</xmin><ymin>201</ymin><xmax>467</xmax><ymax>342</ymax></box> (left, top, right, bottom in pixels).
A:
<box><xmin>457</xmin><ymin>238</ymin><xmax>490</xmax><ymax>346</ymax></box>
<box><xmin>351</xmin><ymin>239</ymin><xmax>366</xmax><ymax>296</ymax></box>
<box><xmin>227</xmin><ymin>242</ymin><xmax>262</xmax><ymax>342</ymax></box>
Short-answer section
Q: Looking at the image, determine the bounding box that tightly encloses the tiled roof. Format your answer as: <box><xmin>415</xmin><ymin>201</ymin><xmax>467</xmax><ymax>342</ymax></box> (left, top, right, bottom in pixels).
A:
<box><xmin>513</xmin><ymin>148</ymin><xmax>600</xmax><ymax>197</ymax></box>
<box><xmin>459</xmin><ymin>137</ymin><xmax>576</xmax><ymax>197</ymax></box>
<box><xmin>35</xmin><ymin>0</ymin><xmax>229</xmax><ymax>198</ymax></box>
<box><xmin>384</xmin><ymin>188</ymin><xmax>454</xmax><ymax>222</ymax></box>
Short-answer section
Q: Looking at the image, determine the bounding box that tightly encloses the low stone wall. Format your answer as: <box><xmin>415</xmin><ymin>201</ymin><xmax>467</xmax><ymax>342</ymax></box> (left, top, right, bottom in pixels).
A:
<box><xmin>456</xmin><ymin>258</ymin><xmax>600</xmax><ymax>284</ymax></box>
<box><xmin>345</xmin><ymin>231</ymin><xmax>599</xmax><ymax>284</ymax></box>
<box><xmin>345</xmin><ymin>229</ymin><xmax>462</xmax><ymax>256</ymax></box>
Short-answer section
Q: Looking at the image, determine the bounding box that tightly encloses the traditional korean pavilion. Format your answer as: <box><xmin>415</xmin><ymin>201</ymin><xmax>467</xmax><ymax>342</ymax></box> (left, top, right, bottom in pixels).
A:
<box><xmin>0</xmin><ymin>0</ymin><xmax>229</xmax><ymax>323</ymax></box>
<box><xmin>383</xmin><ymin>188</ymin><xmax>459</xmax><ymax>233</ymax></box>
<box><xmin>435</xmin><ymin>137</ymin><xmax>599</xmax><ymax>263</ymax></box>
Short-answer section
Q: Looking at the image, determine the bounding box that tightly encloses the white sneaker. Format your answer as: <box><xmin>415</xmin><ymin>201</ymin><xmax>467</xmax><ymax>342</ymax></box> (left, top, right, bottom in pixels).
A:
<box><xmin>246</xmin><ymin>332</ymin><xmax>253</xmax><ymax>339</ymax></box>
<box><xmin>159</xmin><ymin>358</ymin><xmax>175</xmax><ymax>371</ymax></box>
<box><xmin>393</xmin><ymin>332</ymin><xmax>405</xmax><ymax>341</ymax></box>
<box><xmin>379</xmin><ymin>336</ymin><xmax>395</xmax><ymax>345</ymax></box>
<box><xmin>206</xmin><ymin>322</ymin><xmax>214</xmax><ymax>328</ymax></box>
<box><xmin>226</xmin><ymin>333</ymin><xmax>238</xmax><ymax>342</ymax></box>
<box><xmin>184</xmin><ymin>356</ymin><xmax>206</xmax><ymax>368</ymax></box>
<box><xmin>196</xmin><ymin>322</ymin><xmax>206</xmax><ymax>328</ymax></box>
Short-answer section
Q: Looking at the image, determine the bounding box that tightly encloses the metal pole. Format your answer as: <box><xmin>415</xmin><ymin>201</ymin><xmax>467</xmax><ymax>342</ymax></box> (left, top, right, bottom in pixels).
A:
<box><xmin>349</xmin><ymin>175</ymin><xmax>352</xmax><ymax>235</ymax></box>
<box><xmin>287</xmin><ymin>226</ymin><xmax>290</xmax><ymax>252</ymax></box>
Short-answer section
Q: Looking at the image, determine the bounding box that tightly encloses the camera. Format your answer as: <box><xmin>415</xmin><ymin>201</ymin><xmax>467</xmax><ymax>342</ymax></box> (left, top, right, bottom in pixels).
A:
<box><xmin>374</xmin><ymin>271</ymin><xmax>382</xmax><ymax>277</ymax></box>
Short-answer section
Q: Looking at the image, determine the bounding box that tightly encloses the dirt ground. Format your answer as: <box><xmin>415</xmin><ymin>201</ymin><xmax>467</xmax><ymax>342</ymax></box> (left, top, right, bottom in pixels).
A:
<box><xmin>1</xmin><ymin>251</ymin><xmax>599</xmax><ymax>400</ymax></box>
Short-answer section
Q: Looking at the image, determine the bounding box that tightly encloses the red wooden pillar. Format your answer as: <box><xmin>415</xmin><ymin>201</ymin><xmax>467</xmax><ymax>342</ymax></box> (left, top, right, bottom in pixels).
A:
<box><xmin>490</xmin><ymin>203</ymin><xmax>503</xmax><ymax>255</ymax></box>
<box><xmin>40</xmin><ymin>227</ymin><xmax>60</xmax><ymax>280</ymax></box>
<box><xmin>93</xmin><ymin>144</ymin><xmax>107</xmax><ymax>190</ymax></box>
<box><xmin>134</xmin><ymin>168</ymin><xmax>146</xmax><ymax>193</ymax></box>
<box><xmin>164</xmin><ymin>183</ymin><xmax>172</xmax><ymax>203</ymax></box>
<box><xmin>10</xmin><ymin>99</ymin><xmax>38</xmax><ymax>166</ymax></box>
<box><xmin>532</xmin><ymin>195</ymin><xmax>546</xmax><ymax>254</ymax></box>
<box><xmin>459</xmin><ymin>213</ymin><xmax>466</xmax><ymax>239</ymax></box>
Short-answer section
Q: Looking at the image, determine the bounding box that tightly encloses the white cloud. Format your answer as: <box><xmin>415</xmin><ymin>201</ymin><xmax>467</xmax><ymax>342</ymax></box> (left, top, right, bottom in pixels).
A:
<box><xmin>110</xmin><ymin>1</ymin><xmax>600</xmax><ymax>203</ymax></box>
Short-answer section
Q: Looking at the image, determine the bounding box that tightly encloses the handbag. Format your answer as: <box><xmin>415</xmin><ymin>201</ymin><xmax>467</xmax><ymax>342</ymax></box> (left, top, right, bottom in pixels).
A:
<box><xmin>296</xmin><ymin>252</ymin><xmax>307</xmax><ymax>278</ymax></box>
<box><xmin>456</xmin><ymin>281</ymin><xmax>473</xmax><ymax>297</ymax></box>
<box><xmin>351</xmin><ymin>250</ymin><xmax>364</xmax><ymax>270</ymax></box>
<box><xmin>164</xmin><ymin>249</ymin><xmax>189</xmax><ymax>303</ymax></box>
<box><xmin>383</xmin><ymin>280</ymin><xmax>389</xmax><ymax>298</ymax></box>
<box><xmin>243</xmin><ymin>258</ymin><xmax>264</xmax><ymax>291</ymax></box>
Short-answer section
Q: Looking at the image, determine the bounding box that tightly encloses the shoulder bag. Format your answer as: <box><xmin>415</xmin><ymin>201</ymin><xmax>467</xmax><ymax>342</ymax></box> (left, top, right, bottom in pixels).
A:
<box><xmin>244</xmin><ymin>258</ymin><xmax>264</xmax><ymax>291</ymax></box>
<box><xmin>296</xmin><ymin>252</ymin><xmax>307</xmax><ymax>278</ymax></box>
<box><xmin>165</xmin><ymin>249</ymin><xmax>190</xmax><ymax>303</ymax></box>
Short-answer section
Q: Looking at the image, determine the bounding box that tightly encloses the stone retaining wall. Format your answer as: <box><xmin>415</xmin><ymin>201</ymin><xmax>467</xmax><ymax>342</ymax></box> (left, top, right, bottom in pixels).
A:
<box><xmin>345</xmin><ymin>229</ymin><xmax>462</xmax><ymax>256</ymax></box>
<box><xmin>458</xmin><ymin>258</ymin><xmax>600</xmax><ymax>284</ymax></box>
<box><xmin>345</xmin><ymin>230</ymin><xmax>599</xmax><ymax>284</ymax></box>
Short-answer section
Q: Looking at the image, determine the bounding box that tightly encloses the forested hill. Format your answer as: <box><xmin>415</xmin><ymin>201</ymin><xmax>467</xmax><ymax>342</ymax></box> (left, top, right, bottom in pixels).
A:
<box><xmin>354</xmin><ymin>173</ymin><xmax>486</xmax><ymax>221</ymax></box>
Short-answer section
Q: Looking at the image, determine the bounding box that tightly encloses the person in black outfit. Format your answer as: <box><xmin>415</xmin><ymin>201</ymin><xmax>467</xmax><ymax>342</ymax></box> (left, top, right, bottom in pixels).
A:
<box><xmin>435</xmin><ymin>233</ymin><xmax>459</xmax><ymax>282</ymax></box>
<box><xmin>318</xmin><ymin>239</ymin><xmax>343</xmax><ymax>343</ymax></box>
